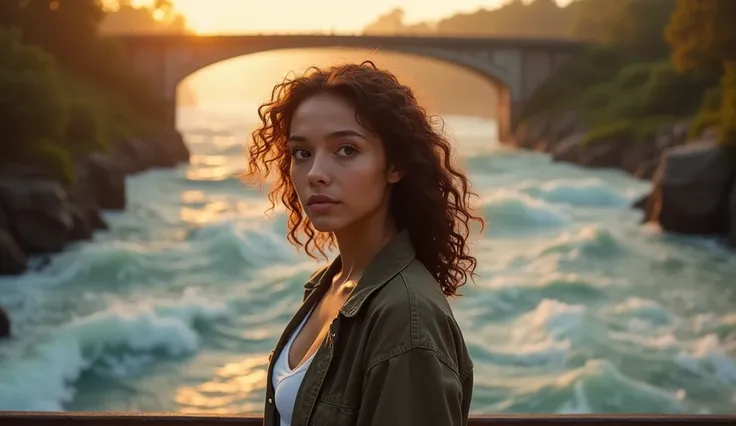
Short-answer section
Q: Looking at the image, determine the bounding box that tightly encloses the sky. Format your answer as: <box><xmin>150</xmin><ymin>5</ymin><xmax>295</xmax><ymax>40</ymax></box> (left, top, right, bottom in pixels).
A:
<box><xmin>130</xmin><ymin>0</ymin><xmax>573</xmax><ymax>34</ymax></box>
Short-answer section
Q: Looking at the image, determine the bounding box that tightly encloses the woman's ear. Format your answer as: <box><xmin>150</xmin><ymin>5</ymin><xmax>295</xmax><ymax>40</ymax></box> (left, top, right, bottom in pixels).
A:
<box><xmin>387</xmin><ymin>165</ymin><xmax>404</xmax><ymax>184</ymax></box>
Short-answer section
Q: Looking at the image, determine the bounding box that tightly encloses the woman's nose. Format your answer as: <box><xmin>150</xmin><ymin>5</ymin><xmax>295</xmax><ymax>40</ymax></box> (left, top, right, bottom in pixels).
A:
<box><xmin>306</xmin><ymin>153</ymin><xmax>331</xmax><ymax>186</ymax></box>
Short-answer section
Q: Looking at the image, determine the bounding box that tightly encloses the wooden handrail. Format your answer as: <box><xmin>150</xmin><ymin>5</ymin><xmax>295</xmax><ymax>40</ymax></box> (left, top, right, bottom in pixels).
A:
<box><xmin>2</xmin><ymin>412</ymin><xmax>735</xmax><ymax>425</ymax></box>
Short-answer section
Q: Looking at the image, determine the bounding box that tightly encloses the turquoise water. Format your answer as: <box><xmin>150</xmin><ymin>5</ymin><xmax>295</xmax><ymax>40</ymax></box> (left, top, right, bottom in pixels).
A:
<box><xmin>1</xmin><ymin>105</ymin><xmax>736</xmax><ymax>414</ymax></box>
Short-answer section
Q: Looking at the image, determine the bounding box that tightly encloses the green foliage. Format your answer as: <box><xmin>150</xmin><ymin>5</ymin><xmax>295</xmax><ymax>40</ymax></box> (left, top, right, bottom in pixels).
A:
<box><xmin>0</xmin><ymin>0</ymin><xmax>167</xmax><ymax>122</ymax></box>
<box><xmin>718</xmin><ymin>63</ymin><xmax>736</xmax><ymax>146</ymax></box>
<box><xmin>63</xmin><ymin>100</ymin><xmax>109</xmax><ymax>156</ymax></box>
<box><xmin>581</xmin><ymin>118</ymin><xmax>668</xmax><ymax>146</ymax></box>
<box><xmin>22</xmin><ymin>141</ymin><xmax>76</xmax><ymax>184</ymax></box>
<box><xmin>0</xmin><ymin>1</ymin><xmax>106</xmax><ymax>74</ymax></box>
<box><xmin>666</xmin><ymin>0</ymin><xmax>736</xmax><ymax>73</ymax></box>
<box><xmin>689</xmin><ymin>110</ymin><xmax>721</xmax><ymax>140</ymax></box>
<box><xmin>579</xmin><ymin>61</ymin><xmax>713</xmax><ymax>129</ymax></box>
<box><xmin>518</xmin><ymin>45</ymin><xmax>632</xmax><ymax>121</ymax></box>
<box><xmin>0</xmin><ymin>27</ymin><xmax>70</xmax><ymax>159</ymax></box>
<box><xmin>571</xmin><ymin>0</ymin><xmax>676</xmax><ymax>58</ymax></box>
<box><xmin>0</xmin><ymin>1</ymin><xmax>175</xmax><ymax>183</ymax></box>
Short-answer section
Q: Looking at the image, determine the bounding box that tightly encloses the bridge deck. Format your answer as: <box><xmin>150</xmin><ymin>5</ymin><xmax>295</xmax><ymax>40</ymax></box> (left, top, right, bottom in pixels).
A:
<box><xmin>111</xmin><ymin>33</ymin><xmax>591</xmax><ymax>52</ymax></box>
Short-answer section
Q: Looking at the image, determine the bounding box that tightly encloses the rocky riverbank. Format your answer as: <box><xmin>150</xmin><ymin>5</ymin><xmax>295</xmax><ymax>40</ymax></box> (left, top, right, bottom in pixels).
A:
<box><xmin>507</xmin><ymin>111</ymin><xmax>736</xmax><ymax>247</ymax></box>
<box><xmin>0</xmin><ymin>131</ymin><xmax>190</xmax><ymax>277</ymax></box>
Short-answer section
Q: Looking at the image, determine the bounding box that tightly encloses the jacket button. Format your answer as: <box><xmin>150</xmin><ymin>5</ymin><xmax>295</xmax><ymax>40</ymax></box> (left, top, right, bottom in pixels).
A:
<box><xmin>268</xmin><ymin>398</ymin><xmax>273</xmax><ymax>403</ymax></box>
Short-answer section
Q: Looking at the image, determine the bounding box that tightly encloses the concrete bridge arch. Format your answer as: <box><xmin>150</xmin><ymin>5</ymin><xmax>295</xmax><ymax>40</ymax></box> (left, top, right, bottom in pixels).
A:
<box><xmin>114</xmin><ymin>34</ymin><xmax>588</xmax><ymax>141</ymax></box>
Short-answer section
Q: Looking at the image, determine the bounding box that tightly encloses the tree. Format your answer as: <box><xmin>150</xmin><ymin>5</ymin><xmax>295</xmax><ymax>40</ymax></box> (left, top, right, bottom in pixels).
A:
<box><xmin>100</xmin><ymin>0</ymin><xmax>187</xmax><ymax>34</ymax></box>
<box><xmin>571</xmin><ymin>0</ymin><xmax>677</xmax><ymax>57</ymax></box>
<box><xmin>665</xmin><ymin>0</ymin><xmax>736</xmax><ymax>73</ymax></box>
<box><xmin>0</xmin><ymin>27</ymin><xmax>74</xmax><ymax>182</ymax></box>
<box><xmin>0</xmin><ymin>28</ymin><xmax>69</xmax><ymax>155</ymax></box>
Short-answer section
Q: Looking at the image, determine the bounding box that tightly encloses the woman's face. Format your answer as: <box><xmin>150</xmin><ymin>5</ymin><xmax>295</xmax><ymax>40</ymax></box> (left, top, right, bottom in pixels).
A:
<box><xmin>287</xmin><ymin>92</ymin><xmax>401</xmax><ymax>234</ymax></box>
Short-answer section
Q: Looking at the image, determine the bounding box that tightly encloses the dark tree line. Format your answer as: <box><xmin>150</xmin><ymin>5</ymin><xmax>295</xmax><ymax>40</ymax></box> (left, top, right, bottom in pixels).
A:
<box><xmin>0</xmin><ymin>0</ymin><xmax>185</xmax><ymax>182</ymax></box>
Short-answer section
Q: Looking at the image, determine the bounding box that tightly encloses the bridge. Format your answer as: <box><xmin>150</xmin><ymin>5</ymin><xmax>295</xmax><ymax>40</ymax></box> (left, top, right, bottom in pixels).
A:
<box><xmin>115</xmin><ymin>34</ymin><xmax>590</xmax><ymax>141</ymax></box>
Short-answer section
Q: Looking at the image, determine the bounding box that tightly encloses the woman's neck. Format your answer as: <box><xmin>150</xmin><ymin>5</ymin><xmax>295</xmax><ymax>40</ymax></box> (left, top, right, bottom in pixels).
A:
<box><xmin>332</xmin><ymin>212</ymin><xmax>397</xmax><ymax>289</ymax></box>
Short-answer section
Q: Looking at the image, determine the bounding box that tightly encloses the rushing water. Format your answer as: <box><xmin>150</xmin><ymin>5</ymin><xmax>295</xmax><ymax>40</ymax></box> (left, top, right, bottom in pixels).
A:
<box><xmin>1</xmin><ymin>104</ymin><xmax>736</xmax><ymax>415</ymax></box>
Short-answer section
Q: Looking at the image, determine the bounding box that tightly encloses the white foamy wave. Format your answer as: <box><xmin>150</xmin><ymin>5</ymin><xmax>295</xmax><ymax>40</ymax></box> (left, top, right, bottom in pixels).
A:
<box><xmin>482</xmin><ymin>190</ymin><xmax>570</xmax><ymax>232</ymax></box>
<box><xmin>511</xmin><ymin>299</ymin><xmax>590</xmax><ymax>347</ymax></box>
<box><xmin>518</xmin><ymin>178</ymin><xmax>630</xmax><ymax>207</ymax></box>
<box><xmin>539</xmin><ymin>226</ymin><xmax>626</xmax><ymax>259</ymax></box>
<box><xmin>553</xmin><ymin>359</ymin><xmax>689</xmax><ymax>413</ymax></box>
<box><xmin>611</xmin><ymin>297</ymin><xmax>678</xmax><ymax>328</ymax></box>
<box><xmin>40</xmin><ymin>241</ymin><xmax>175</xmax><ymax>285</ymax></box>
<box><xmin>187</xmin><ymin>220</ymin><xmax>297</xmax><ymax>269</ymax></box>
<box><xmin>675</xmin><ymin>334</ymin><xmax>736</xmax><ymax>385</ymax></box>
<box><xmin>0</xmin><ymin>290</ymin><xmax>229</xmax><ymax>411</ymax></box>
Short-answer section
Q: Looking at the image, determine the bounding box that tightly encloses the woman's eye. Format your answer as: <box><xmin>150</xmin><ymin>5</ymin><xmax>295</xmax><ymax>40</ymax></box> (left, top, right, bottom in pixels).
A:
<box><xmin>291</xmin><ymin>148</ymin><xmax>311</xmax><ymax>160</ymax></box>
<box><xmin>336</xmin><ymin>145</ymin><xmax>357</xmax><ymax>156</ymax></box>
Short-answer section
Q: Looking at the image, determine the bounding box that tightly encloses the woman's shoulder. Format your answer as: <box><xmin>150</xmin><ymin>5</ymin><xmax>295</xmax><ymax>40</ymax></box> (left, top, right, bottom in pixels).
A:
<box><xmin>361</xmin><ymin>259</ymin><xmax>471</xmax><ymax>375</ymax></box>
<box><xmin>367</xmin><ymin>259</ymin><xmax>465</xmax><ymax>341</ymax></box>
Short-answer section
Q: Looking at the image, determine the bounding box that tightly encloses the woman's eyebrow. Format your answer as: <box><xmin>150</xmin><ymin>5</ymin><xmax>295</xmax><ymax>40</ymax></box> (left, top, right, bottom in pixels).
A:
<box><xmin>288</xmin><ymin>129</ymin><xmax>367</xmax><ymax>143</ymax></box>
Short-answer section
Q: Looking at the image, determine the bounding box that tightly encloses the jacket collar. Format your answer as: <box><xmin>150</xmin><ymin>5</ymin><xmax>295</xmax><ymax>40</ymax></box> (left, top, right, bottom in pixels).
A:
<box><xmin>304</xmin><ymin>229</ymin><xmax>416</xmax><ymax>317</ymax></box>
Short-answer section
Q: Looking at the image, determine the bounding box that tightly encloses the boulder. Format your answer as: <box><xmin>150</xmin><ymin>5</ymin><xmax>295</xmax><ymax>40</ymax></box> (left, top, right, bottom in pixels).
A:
<box><xmin>0</xmin><ymin>306</ymin><xmax>10</xmax><ymax>339</ymax></box>
<box><xmin>551</xmin><ymin>133</ymin><xmax>585</xmax><ymax>163</ymax></box>
<box><xmin>648</xmin><ymin>141</ymin><xmax>736</xmax><ymax>235</ymax></box>
<box><xmin>0</xmin><ymin>177</ymin><xmax>74</xmax><ymax>254</ymax></box>
<box><xmin>84</xmin><ymin>154</ymin><xmax>126</xmax><ymax>211</ymax></box>
<box><xmin>0</xmin><ymin>227</ymin><xmax>26</xmax><ymax>275</ymax></box>
<box><xmin>578</xmin><ymin>140</ymin><xmax>625</xmax><ymax>169</ymax></box>
<box><xmin>729</xmin><ymin>184</ymin><xmax>736</xmax><ymax>248</ymax></box>
<box><xmin>152</xmin><ymin>130</ymin><xmax>191</xmax><ymax>167</ymax></box>
<box><xmin>620</xmin><ymin>139</ymin><xmax>660</xmax><ymax>179</ymax></box>
<box><xmin>512</xmin><ymin>111</ymin><xmax>585</xmax><ymax>152</ymax></box>
<box><xmin>109</xmin><ymin>131</ymin><xmax>190</xmax><ymax>173</ymax></box>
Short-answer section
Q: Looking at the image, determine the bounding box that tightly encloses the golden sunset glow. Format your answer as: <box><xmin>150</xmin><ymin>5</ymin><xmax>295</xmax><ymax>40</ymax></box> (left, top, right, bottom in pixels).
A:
<box><xmin>125</xmin><ymin>0</ymin><xmax>573</xmax><ymax>35</ymax></box>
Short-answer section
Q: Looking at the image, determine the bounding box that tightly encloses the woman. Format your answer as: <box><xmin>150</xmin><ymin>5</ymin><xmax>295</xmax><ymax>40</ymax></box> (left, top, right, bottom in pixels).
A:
<box><xmin>245</xmin><ymin>61</ymin><xmax>484</xmax><ymax>426</ymax></box>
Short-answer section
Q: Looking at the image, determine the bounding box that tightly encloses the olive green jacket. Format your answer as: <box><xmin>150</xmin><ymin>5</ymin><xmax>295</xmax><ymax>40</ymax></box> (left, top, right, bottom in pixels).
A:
<box><xmin>262</xmin><ymin>230</ymin><xmax>474</xmax><ymax>426</ymax></box>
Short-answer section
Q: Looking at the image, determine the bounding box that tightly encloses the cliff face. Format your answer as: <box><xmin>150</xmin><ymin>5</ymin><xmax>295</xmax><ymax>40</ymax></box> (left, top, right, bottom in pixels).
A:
<box><xmin>508</xmin><ymin>112</ymin><xmax>736</xmax><ymax>248</ymax></box>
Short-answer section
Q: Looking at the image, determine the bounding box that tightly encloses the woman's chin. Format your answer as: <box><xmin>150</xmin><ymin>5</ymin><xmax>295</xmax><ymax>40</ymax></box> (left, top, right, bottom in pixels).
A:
<box><xmin>309</xmin><ymin>216</ymin><xmax>345</xmax><ymax>233</ymax></box>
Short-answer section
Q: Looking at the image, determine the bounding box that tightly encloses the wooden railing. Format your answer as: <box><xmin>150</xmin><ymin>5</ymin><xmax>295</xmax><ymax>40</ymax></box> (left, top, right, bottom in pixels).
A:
<box><xmin>2</xmin><ymin>412</ymin><xmax>735</xmax><ymax>425</ymax></box>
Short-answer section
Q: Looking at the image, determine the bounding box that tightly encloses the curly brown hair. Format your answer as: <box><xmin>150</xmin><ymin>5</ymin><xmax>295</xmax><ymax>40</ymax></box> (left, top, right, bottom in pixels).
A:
<box><xmin>245</xmin><ymin>61</ymin><xmax>484</xmax><ymax>296</ymax></box>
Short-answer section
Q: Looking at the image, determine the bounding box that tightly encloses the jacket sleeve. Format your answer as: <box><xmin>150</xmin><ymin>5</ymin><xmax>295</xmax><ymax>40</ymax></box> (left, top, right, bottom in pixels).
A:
<box><xmin>356</xmin><ymin>347</ymin><xmax>472</xmax><ymax>426</ymax></box>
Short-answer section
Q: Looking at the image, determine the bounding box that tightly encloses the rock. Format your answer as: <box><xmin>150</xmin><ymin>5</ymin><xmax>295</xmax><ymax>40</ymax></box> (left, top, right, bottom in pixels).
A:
<box><xmin>84</xmin><ymin>154</ymin><xmax>126</xmax><ymax>211</ymax></box>
<box><xmin>112</xmin><ymin>138</ymin><xmax>158</xmax><ymax>173</ymax></box>
<box><xmin>513</xmin><ymin>115</ymin><xmax>552</xmax><ymax>149</ymax></box>
<box><xmin>729</xmin><ymin>183</ymin><xmax>736</xmax><ymax>248</ymax></box>
<box><xmin>109</xmin><ymin>131</ymin><xmax>190</xmax><ymax>173</ymax></box>
<box><xmin>0</xmin><ymin>129</ymin><xmax>191</xmax><ymax>277</ymax></box>
<box><xmin>0</xmin><ymin>306</ymin><xmax>10</xmax><ymax>339</ymax></box>
<box><xmin>66</xmin><ymin>203</ymin><xmax>94</xmax><ymax>242</ymax></box>
<box><xmin>620</xmin><ymin>139</ymin><xmax>659</xmax><ymax>178</ymax></box>
<box><xmin>0</xmin><ymin>228</ymin><xmax>26</xmax><ymax>275</ymax></box>
<box><xmin>152</xmin><ymin>130</ymin><xmax>190</xmax><ymax>167</ymax></box>
<box><xmin>632</xmin><ymin>193</ymin><xmax>650</xmax><ymax>211</ymax></box>
<box><xmin>671</xmin><ymin>121</ymin><xmax>691</xmax><ymax>147</ymax></box>
<box><xmin>551</xmin><ymin>133</ymin><xmax>585</xmax><ymax>163</ymax></box>
<box><xmin>0</xmin><ymin>177</ymin><xmax>74</xmax><ymax>254</ymax></box>
<box><xmin>648</xmin><ymin>141</ymin><xmax>736</xmax><ymax>235</ymax></box>
<box><xmin>551</xmin><ymin>111</ymin><xmax>585</xmax><ymax>143</ymax></box>
<box><xmin>512</xmin><ymin>111</ymin><xmax>585</xmax><ymax>152</ymax></box>
<box><xmin>578</xmin><ymin>140</ymin><xmax>625</xmax><ymax>168</ymax></box>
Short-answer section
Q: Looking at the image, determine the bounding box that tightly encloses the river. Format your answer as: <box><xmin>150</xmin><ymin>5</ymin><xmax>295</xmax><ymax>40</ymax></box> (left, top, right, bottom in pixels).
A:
<box><xmin>1</xmin><ymin>104</ymin><xmax>735</xmax><ymax>414</ymax></box>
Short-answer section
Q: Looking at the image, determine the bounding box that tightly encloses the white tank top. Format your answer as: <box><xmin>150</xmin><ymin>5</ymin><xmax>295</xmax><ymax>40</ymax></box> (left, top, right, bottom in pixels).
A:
<box><xmin>271</xmin><ymin>308</ymin><xmax>316</xmax><ymax>426</ymax></box>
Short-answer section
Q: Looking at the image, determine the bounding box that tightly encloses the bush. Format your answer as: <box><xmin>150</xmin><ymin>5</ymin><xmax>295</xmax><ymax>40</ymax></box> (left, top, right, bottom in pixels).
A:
<box><xmin>718</xmin><ymin>62</ymin><xmax>736</xmax><ymax>146</ymax></box>
<box><xmin>0</xmin><ymin>27</ymin><xmax>70</xmax><ymax>159</ymax></box>
<box><xmin>20</xmin><ymin>140</ymin><xmax>75</xmax><ymax>184</ymax></box>
<box><xmin>689</xmin><ymin>109</ymin><xmax>722</xmax><ymax>140</ymax></box>
<box><xmin>63</xmin><ymin>100</ymin><xmax>109</xmax><ymax>156</ymax></box>
<box><xmin>637</xmin><ymin>62</ymin><xmax>719</xmax><ymax>118</ymax></box>
<box><xmin>518</xmin><ymin>45</ymin><xmax>633</xmax><ymax>121</ymax></box>
<box><xmin>582</xmin><ymin>117</ymin><xmax>673</xmax><ymax>146</ymax></box>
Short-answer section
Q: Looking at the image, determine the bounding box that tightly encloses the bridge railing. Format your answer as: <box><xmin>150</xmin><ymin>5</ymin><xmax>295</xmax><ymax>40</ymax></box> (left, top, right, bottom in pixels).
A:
<box><xmin>2</xmin><ymin>412</ymin><xmax>735</xmax><ymax>425</ymax></box>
